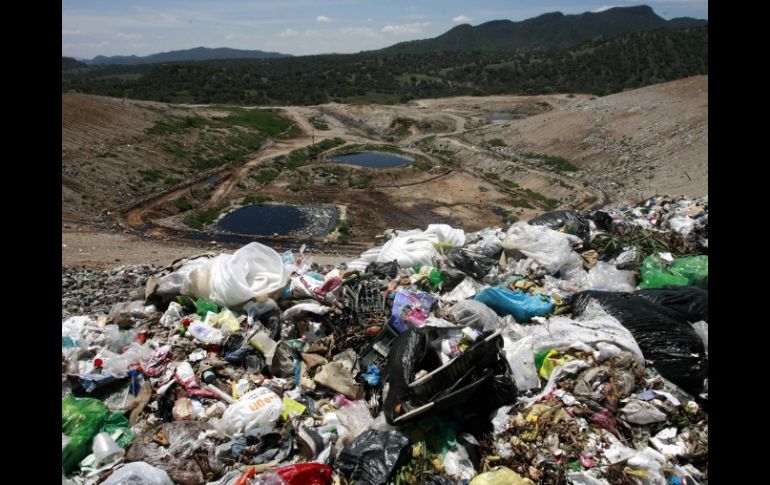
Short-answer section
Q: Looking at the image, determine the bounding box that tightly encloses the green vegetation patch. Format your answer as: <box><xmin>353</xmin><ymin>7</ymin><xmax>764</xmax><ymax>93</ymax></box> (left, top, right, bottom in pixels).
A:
<box><xmin>183</xmin><ymin>206</ymin><xmax>222</xmax><ymax>230</ymax></box>
<box><xmin>524</xmin><ymin>152</ymin><xmax>579</xmax><ymax>172</ymax></box>
<box><xmin>251</xmin><ymin>168</ymin><xmax>279</xmax><ymax>184</ymax></box>
<box><xmin>173</xmin><ymin>196</ymin><xmax>192</xmax><ymax>211</ymax></box>
<box><xmin>211</xmin><ymin>107</ymin><xmax>294</xmax><ymax>136</ymax></box>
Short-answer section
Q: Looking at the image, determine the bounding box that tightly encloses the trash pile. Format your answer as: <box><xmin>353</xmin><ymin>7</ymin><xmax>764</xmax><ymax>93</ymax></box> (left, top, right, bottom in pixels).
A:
<box><xmin>62</xmin><ymin>195</ymin><xmax>708</xmax><ymax>484</ymax></box>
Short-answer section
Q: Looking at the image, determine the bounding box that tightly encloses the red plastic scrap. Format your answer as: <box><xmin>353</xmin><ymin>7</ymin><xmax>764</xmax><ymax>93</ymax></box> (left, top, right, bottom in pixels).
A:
<box><xmin>592</xmin><ymin>410</ymin><xmax>621</xmax><ymax>439</ymax></box>
<box><xmin>276</xmin><ymin>463</ymin><xmax>333</xmax><ymax>485</ymax></box>
<box><xmin>234</xmin><ymin>466</ymin><xmax>255</xmax><ymax>485</ymax></box>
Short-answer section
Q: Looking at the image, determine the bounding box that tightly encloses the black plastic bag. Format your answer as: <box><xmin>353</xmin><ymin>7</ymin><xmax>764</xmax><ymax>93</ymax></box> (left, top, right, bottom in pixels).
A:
<box><xmin>366</xmin><ymin>260</ymin><xmax>400</xmax><ymax>279</ymax></box>
<box><xmin>335</xmin><ymin>429</ymin><xmax>411</xmax><ymax>485</ymax></box>
<box><xmin>384</xmin><ymin>328</ymin><xmax>437</xmax><ymax>424</ymax></box>
<box><xmin>156</xmin><ymin>394</ymin><xmax>175</xmax><ymax>422</ymax></box>
<box><xmin>218</xmin><ymin>426</ymin><xmax>292</xmax><ymax>465</ymax></box>
<box><xmin>635</xmin><ymin>286</ymin><xmax>708</xmax><ymax>323</ymax></box>
<box><xmin>446</xmin><ymin>248</ymin><xmax>497</xmax><ymax>280</ymax></box>
<box><xmin>572</xmin><ymin>291</ymin><xmax>707</xmax><ymax>394</ymax></box>
<box><xmin>529</xmin><ymin>210</ymin><xmax>591</xmax><ymax>243</ymax></box>
<box><xmin>590</xmin><ymin>210</ymin><xmax>613</xmax><ymax>231</ymax></box>
<box><xmin>269</xmin><ymin>341</ymin><xmax>298</xmax><ymax>378</ymax></box>
<box><xmin>439</xmin><ymin>267</ymin><xmax>468</xmax><ymax>292</ymax></box>
<box><xmin>223</xmin><ymin>332</ymin><xmax>245</xmax><ymax>356</ymax></box>
<box><xmin>261</xmin><ymin>310</ymin><xmax>283</xmax><ymax>341</ymax></box>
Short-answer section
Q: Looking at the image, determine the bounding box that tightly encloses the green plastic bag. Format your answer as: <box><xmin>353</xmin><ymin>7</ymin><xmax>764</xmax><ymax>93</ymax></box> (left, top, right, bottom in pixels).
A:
<box><xmin>639</xmin><ymin>254</ymin><xmax>708</xmax><ymax>289</ymax></box>
<box><xmin>100</xmin><ymin>412</ymin><xmax>135</xmax><ymax>448</ymax></box>
<box><xmin>420</xmin><ymin>265</ymin><xmax>443</xmax><ymax>291</ymax></box>
<box><xmin>195</xmin><ymin>298</ymin><xmax>219</xmax><ymax>317</ymax></box>
<box><xmin>62</xmin><ymin>396</ymin><xmax>109</xmax><ymax>474</ymax></box>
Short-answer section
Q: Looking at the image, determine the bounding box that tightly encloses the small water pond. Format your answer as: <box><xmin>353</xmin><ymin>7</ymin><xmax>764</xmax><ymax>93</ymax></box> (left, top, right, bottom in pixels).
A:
<box><xmin>329</xmin><ymin>151</ymin><xmax>412</xmax><ymax>168</ymax></box>
<box><xmin>214</xmin><ymin>204</ymin><xmax>338</xmax><ymax>237</ymax></box>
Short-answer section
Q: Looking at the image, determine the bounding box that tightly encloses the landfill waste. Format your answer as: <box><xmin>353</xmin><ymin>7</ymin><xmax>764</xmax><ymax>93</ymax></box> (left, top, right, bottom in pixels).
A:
<box><xmin>528</xmin><ymin>210</ymin><xmax>591</xmax><ymax>244</ymax></box>
<box><xmin>62</xmin><ymin>194</ymin><xmax>707</xmax><ymax>484</ymax></box>
<box><xmin>571</xmin><ymin>290</ymin><xmax>707</xmax><ymax>394</ymax></box>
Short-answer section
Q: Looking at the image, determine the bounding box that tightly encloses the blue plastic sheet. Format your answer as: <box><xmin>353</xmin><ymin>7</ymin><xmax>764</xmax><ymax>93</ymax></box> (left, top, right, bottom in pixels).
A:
<box><xmin>362</xmin><ymin>364</ymin><xmax>381</xmax><ymax>386</ymax></box>
<box><xmin>474</xmin><ymin>287</ymin><xmax>553</xmax><ymax>322</ymax></box>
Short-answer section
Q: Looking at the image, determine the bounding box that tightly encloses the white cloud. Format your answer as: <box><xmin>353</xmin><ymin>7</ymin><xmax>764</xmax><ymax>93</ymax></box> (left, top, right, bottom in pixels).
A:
<box><xmin>62</xmin><ymin>29</ymin><xmax>85</xmax><ymax>36</ymax></box>
<box><xmin>381</xmin><ymin>22</ymin><xmax>426</xmax><ymax>35</ymax></box>
<box><xmin>339</xmin><ymin>26</ymin><xmax>380</xmax><ymax>38</ymax></box>
<box><xmin>453</xmin><ymin>15</ymin><xmax>472</xmax><ymax>23</ymax></box>
<box><xmin>225</xmin><ymin>34</ymin><xmax>236</xmax><ymax>40</ymax></box>
<box><xmin>643</xmin><ymin>0</ymin><xmax>707</xmax><ymax>4</ymax></box>
<box><xmin>62</xmin><ymin>12</ymin><xmax>186</xmax><ymax>33</ymax></box>
<box><xmin>593</xmin><ymin>5</ymin><xmax>620</xmax><ymax>12</ymax></box>
<box><xmin>366</xmin><ymin>18</ymin><xmax>373</xmax><ymax>22</ymax></box>
<box><xmin>279</xmin><ymin>28</ymin><xmax>299</xmax><ymax>37</ymax></box>
<box><xmin>115</xmin><ymin>32</ymin><xmax>142</xmax><ymax>40</ymax></box>
<box><xmin>316</xmin><ymin>15</ymin><xmax>330</xmax><ymax>22</ymax></box>
<box><xmin>62</xmin><ymin>41</ymin><xmax>111</xmax><ymax>50</ymax></box>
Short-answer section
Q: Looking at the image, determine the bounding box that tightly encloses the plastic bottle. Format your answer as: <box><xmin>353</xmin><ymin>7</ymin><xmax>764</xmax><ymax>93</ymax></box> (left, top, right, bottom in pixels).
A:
<box><xmin>188</xmin><ymin>321</ymin><xmax>224</xmax><ymax>345</ymax></box>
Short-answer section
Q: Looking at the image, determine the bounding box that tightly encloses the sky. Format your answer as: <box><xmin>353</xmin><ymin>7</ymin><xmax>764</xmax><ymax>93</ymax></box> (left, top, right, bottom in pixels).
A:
<box><xmin>62</xmin><ymin>0</ymin><xmax>708</xmax><ymax>59</ymax></box>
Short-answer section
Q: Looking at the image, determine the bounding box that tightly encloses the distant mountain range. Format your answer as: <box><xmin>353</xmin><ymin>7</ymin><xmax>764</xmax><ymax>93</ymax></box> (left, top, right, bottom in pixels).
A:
<box><xmin>64</xmin><ymin>5</ymin><xmax>705</xmax><ymax>67</ymax></box>
<box><xmin>61</xmin><ymin>4</ymin><xmax>707</xmax><ymax>105</ymax></box>
<box><xmin>377</xmin><ymin>5</ymin><xmax>706</xmax><ymax>54</ymax></box>
<box><xmin>79</xmin><ymin>47</ymin><xmax>292</xmax><ymax>66</ymax></box>
<box><xmin>62</xmin><ymin>57</ymin><xmax>87</xmax><ymax>70</ymax></box>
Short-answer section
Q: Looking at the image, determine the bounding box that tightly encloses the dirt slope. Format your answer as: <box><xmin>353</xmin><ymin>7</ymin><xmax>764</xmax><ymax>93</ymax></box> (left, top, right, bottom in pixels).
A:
<box><xmin>468</xmin><ymin>76</ymin><xmax>708</xmax><ymax>205</ymax></box>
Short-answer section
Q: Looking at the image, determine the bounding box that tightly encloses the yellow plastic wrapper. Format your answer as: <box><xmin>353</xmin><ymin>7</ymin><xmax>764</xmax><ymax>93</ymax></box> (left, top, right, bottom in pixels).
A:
<box><xmin>470</xmin><ymin>467</ymin><xmax>535</xmax><ymax>485</ymax></box>
<box><xmin>281</xmin><ymin>396</ymin><xmax>307</xmax><ymax>420</ymax></box>
<box><xmin>538</xmin><ymin>349</ymin><xmax>574</xmax><ymax>379</ymax></box>
<box><xmin>208</xmin><ymin>309</ymin><xmax>241</xmax><ymax>336</ymax></box>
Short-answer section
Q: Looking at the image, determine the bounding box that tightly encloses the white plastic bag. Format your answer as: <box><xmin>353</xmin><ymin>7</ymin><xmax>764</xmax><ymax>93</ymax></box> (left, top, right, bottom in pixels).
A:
<box><xmin>620</xmin><ymin>400</ymin><xmax>667</xmax><ymax>425</ymax></box>
<box><xmin>443</xmin><ymin>443</ymin><xmax>477</xmax><ymax>481</ymax></box>
<box><xmin>625</xmin><ymin>447</ymin><xmax>668</xmax><ymax>485</ymax></box>
<box><xmin>218</xmin><ymin>387</ymin><xmax>283</xmax><ymax>436</ymax></box>
<box><xmin>101</xmin><ymin>461</ymin><xmax>174</xmax><ymax>485</ymax></box>
<box><xmin>155</xmin><ymin>257</ymin><xmax>209</xmax><ymax>296</ymax></box>
<box><xmin>376</xmin><ymin>229</ymin><xmax>440</xmax><ymax>267</ymax></box>
<box><xmin>424</xmin><ymin>224</ymin><xmax>466</xmax><ymax>247</ymax></box>
<box><xmin>99</xmin><ymin>343</ymin><xmax>154</xmax><ymax>378</ymax></box>
<box><xmin>336</xmin><ymin>400</ymin><xmax>375</xmax><ymax>441</ymax></box>
<box><xmin>501</xmin><ymin>222</ymin><xmax>581</xmax><ymax>274</ymax></box>
<box><xmin>501</xmin><ymin>301</ymin><xmax>644</xmax><ymax>391</ymax></box>
<box><xmin>449</xmin><ymin>299</ymin><xmax>500</xmax><ymax>331</ymax></box>
<box><xmin>490</xmin><ymin>405</ymin><xmax>514</xmax><ymax>436</ymax></box>
<box><xmin>441</xmin><ymin>277</ymin><xmax>486</xmax><ymax>303</ymax></box>
<box><xmin>159</xmin><ymin>302</ymin><xmax>184</xmax><ymax>328</ymax></box>
<box><xmin>566</xmin><ymin>470</ymin><xmax>612</xmax><ymax>485</ymax></box>
<box><xmin>282</xmin><ymin>302</ymin><xmax>331</xmax><ymax>320</ymax></box>
<box><xmin>183</xmin><ymin>242</ymin><xmax>289</xmax><ymax>308</ymax></box>
<box><xmin>347</xmin><ymin>247</ymin><xmax>382</xmax><ymax>272</ymax></box>
<box><xmin>584</xmin><ymin>262</ymin><xmax>636</xmax><ymax>292</ymax></box>
<box><xmin>667</xmin><ymin>215</ymin><xmax>696</xmax><ymax>237</ymax></box>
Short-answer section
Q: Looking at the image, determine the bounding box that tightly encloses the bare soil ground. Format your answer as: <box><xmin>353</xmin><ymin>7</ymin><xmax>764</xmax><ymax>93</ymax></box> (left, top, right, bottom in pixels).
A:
<box><xmin>62</xmin><ymin>224</ymin><xmax>355</xmax><ymax>270</ymax></box>
<box><xmin>466</xmin><ymin>76</ymin><xmax>708</xmax><ymax>205</ymax></box>
<box><xmin>63</xmin><ymin>76</ymin><xmax>707</xmax><ymax>269</ymax></box>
